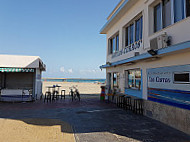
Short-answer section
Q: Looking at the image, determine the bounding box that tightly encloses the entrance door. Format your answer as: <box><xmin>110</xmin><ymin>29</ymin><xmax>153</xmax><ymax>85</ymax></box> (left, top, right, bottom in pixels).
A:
<box><xmin>107</xmin><ymin>73</ymin><xmax>112</xmax><ymax>93</ymax></box>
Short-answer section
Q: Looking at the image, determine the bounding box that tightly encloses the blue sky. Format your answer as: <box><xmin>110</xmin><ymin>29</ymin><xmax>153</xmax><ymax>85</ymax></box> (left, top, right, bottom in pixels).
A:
<box><xmin>0</xmin><ymin>0</ymin><xmax>120</xmax><ymax>78</ymax></box>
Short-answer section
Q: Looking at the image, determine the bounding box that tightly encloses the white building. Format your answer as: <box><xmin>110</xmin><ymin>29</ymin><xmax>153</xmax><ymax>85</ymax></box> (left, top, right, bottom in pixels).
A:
<box><xmin>100</xmin><ymin>0</ymin><xmax>190</xmax><ymax>135</ymax></box>
<box><xmin>0</xmin><ymin>55</ymin><xmax>46</xmax><ymax>102</ymax></box>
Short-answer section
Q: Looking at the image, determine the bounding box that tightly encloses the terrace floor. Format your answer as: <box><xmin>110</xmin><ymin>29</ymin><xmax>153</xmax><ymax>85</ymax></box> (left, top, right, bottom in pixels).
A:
<box><xmin>0</xmin><ymin>94</ymin><xmax>190</xmax><ymax>142</ymax></box>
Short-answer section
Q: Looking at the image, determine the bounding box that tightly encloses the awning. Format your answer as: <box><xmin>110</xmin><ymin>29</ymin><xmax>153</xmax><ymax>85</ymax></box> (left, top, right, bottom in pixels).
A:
<box><xmin>0</xmin><ymin>68</ymin><xmax>34</xmax><ymax>72</ymax></box>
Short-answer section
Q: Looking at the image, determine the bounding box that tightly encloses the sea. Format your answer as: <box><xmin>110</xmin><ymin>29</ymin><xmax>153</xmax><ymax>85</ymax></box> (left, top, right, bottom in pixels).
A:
<box><xmin>42</xmin><ymin>78</ymin><xmax>106</xmax><ymax>84</ymax></box>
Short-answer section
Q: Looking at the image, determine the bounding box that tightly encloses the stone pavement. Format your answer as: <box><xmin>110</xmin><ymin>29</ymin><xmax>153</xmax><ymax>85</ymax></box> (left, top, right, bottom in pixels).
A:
<box><xmin>0</xmin><ymin>94</ymin><xmax>190</xmax><ymax>142</ymax></box>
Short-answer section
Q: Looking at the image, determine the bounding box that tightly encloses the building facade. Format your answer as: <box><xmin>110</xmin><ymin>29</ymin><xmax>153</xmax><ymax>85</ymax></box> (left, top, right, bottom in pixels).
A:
<box><xmin>100</xmin><ymin>0</ymin><xmax>190</xmax><ymax>135</ymax></box>
<box><xmin>0</xmin><ymin>55</ymin><xmax>46</xmax><ymax>102</ymax></box>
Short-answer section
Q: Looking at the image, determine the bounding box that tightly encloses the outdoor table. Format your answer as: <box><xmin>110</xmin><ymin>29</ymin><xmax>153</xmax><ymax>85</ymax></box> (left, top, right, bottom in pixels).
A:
<box><xmin>54</xmin><ymin>85</ymin><xmax>63</xmax><ymax>100</ymax></box>
<box><xmin>46</xmin><ymin>86</ymin><xmax>56</xmax><ymax>101</ymax></box>
<box><xmin>55</xmin><ymin>85</ymin><xmax>61</xmax><ymax>94</ymax></box>
<box><xmin>46</xmin><ymin>86</ymin><xmax>55</xmax><ymax>93</ymax></box>
<box><xmin>61</xmin><ymin>90</ymin><xmax>66</xmax><ymax>99</ymax></box>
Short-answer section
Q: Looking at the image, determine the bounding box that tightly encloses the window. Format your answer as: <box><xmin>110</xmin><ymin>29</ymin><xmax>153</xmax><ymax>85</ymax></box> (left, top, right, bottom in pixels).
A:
<box><xmin>112</xmin><ymin>37</ymin><xmax>116</xmax><ymax>53</ymax></box>
<box><xmin>116</xmin><ymin>35</ymin><xmax>119</xmax><ymax>51</ymax></box>
<box><xmin>128</xmin><ymin>69</ymin><xmax>141</xmax><ymax>90</ymax></box>
<box><xmin>154</xmin><ymin>3</ymin><xmax>162</xmax><ymax>32</ymax></box>
<box><xmin>125</xmin><ymin>27</ymin><xmax>128</xmax><ymax>46</ymax></box>
<box><xmin>129</xmin><ymin>24</ymin><xmax>134</xmax><ymax>44</ymax></box>
<box><xmin>174</xmin><ymin>72</ymin><xmax>190</xmax><ymax>83</ymax></box>
<box><xmin>174</xmin><ymin>0</ymin><xmax>185</xmax><ymax>23</ymax></box>
<box><xmin>108</xmin><ymin>34</ymin><xmax>119</xmax><ymax>54</ymax></box>
<box><xmin>125</xmin><ymin>15</ymin><xmax>143</xmax><ymax>47</ymax></box>
<box><xmin>135</xmin><ymin>17</ymin><xmax>143</xmax><ymax>41</ymax></box>
<box><xmin>163</xmin><ymin>0</ymin><xmax>171</xmax><ymax>28</ymax></box>
<box><xmin>153</xmin><ymin>0</ymin><xmax>189</xmax><ymax>33</ymax></box>
<box><xmin>113</xmin><ymin>73</ymin><xmax>119</xmax><ymax>87</ymax></box>
<box><xmin>109</xmin><ymin>38</ymin><xmax>113</xmax><ymax>54</ymax></box>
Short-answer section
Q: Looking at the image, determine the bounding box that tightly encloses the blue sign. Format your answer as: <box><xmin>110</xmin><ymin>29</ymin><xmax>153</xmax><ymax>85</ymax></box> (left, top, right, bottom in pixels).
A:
<box><xmin>147</xmin><ymin>65</ymin><xmax>190</xmax><ymax>110</ymax></box>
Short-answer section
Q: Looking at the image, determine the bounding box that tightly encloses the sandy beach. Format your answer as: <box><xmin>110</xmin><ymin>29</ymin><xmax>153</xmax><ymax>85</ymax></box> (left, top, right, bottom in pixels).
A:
<box><xmin>0</xmin><ymin>118</ymin><xmax>75</xmax><ymax>142</ymax></box>
<box><xmin>42</xmin><ymin>81</ymin><xmax>102</xmax><ymax>95</ymax></box>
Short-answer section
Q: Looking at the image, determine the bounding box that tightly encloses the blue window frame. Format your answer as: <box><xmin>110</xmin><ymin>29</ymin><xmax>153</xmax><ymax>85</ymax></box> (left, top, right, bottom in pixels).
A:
<box><xmin>129</xmin><ymin>24</ymin><xmax>134</xmax><ymax>44</ymax></box>
<box><xmin>109</xmin><ymin>33</ymin><xmax>119</xmax><ymax>54</ymax></box>
<box><xmin>174</xmin><ymin>0</ymin><xmax>185</xmax><ymax>23</ymax></box>
<box><xmin>135</xmin><ymin>16</ymin><xmax>143</xmax><ymax>41</ymax></box>
<box><xmin>154</xmin><ymin>3</ymin><xmax>162</xmax><ymax>32</ymax></box>
<box><xmin>112</xmin><ymin>37</ymin><xmax>116</xmax><ymax>53</ymax></box>
<box><xmin>125</xmin><ymin>15</ymin><xmax>143</xmax><ymax>47</ymax></box>
<box><xmin>128</xmin><ymin>69</ymin><xmax>141</xmax><ymax>90</ymax></box>
<box><xmin>116</xmin><ymin>35</ymin><xmax>119</xmax><ymax>51</ymax></box>
<box><xmin>153</xmin><ymin>0</ymin><xmax>190</xmax><ymax>33</ymax></box>
<box><xmin>163</xmin><ymin>0</ymin><xmax>171</xmax><ymax>28</ymax></box>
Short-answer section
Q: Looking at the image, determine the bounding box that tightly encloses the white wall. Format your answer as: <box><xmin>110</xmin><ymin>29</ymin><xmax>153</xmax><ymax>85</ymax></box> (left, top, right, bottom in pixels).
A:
<box><xmin>106</xmin><ymin>49</ymin><xmax>190</xmax><ymax>99</ymax></box>
<box><xmin>106</xmin><ymin>0</ymin><xmax>190</xmax><ymax>63</ymax></box>
<box><xmin>35</xmin><ymin>68</ymin><xmax>42</xmax><ymax>99</ymax></box>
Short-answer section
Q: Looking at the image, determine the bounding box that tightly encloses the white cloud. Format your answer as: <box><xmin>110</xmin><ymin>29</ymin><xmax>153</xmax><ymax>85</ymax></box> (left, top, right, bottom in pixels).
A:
<box><xmin>60</xmin><ymin>67</ymin><xmax>73</xmax><ymax>74</ymax></box>
<box><xmin>68</xmin><ymin>69</ymin><xmax>73</xmax><ymax>73</ymax></box>
<box><xmin>79</xmin><ymin>69</ymin><xmax>101</xmax><ymax>73</ymax></box>
<box><xmin>60</xmin><ymin>67</ymin><xmax>65</xmax><ymax>73</ymax></box>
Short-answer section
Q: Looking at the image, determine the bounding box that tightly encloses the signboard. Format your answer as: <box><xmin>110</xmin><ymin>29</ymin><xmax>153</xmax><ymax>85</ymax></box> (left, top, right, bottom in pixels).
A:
<box><xmin>112</xmin><ymin>40</ymin><xmax>142</xmax><ymax>58</ymax></box>
<box><xmin>147</xmin><ymin>65</ymin><xmax>190</xmax><ymax>110</ymax></box>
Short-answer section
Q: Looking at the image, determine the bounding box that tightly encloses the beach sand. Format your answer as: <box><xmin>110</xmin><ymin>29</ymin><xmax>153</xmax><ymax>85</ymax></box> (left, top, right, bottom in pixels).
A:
<box><xmin>0</xmin><ymin>118</ymin><xmax>75</xmax><ymax>142</ymax></box>
<box><xmin>0</xmin><ymin>82</ymin><xmax>102</xmax><ymax>142</ymax></box>
<box><xmin>42</xmin><ymin>81</ymin><xmax>102</xmax><ymax>95</ymax></box>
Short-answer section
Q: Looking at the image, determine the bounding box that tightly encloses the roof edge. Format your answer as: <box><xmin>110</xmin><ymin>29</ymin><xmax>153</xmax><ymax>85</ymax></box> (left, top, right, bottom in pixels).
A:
<box><xmin>100</xmin><ymin>0</ymin><xmax>129</xmax><ymax>34</ymax></box>
<box><xmin>107</xmin><ymin>0</ymin><xmax>125</xmax><ymax>20</ymax></box>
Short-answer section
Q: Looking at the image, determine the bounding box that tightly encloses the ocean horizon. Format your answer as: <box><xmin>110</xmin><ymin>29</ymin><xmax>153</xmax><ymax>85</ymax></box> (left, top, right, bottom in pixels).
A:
<box><xmin>42</xmin><ymin>78</ymin><xmax>106</xmax><ymax>83</ymax></box>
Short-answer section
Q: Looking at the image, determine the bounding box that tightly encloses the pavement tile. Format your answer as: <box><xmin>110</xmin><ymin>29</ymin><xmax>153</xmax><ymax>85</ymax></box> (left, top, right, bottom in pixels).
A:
<box><xmin>0</xmin><ymin>95</ymin><xmax>189</xmax><ymax>142</ymax></box>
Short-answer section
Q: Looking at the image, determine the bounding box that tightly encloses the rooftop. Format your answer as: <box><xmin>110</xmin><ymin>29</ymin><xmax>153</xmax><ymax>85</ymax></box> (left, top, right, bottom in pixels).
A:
<box><xmin>0</xmin><ymin>54</ymin><xmax>46</xmax><ymax>71</ymax></box>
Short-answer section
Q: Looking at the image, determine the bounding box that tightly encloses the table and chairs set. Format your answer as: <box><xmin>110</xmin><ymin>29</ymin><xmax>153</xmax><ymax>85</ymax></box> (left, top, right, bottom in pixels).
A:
<box><xmin>44</xmin><ymin>85</ymin><xmax>66</xmax><ymax>102</ymax></box>
<box><xmin>115</xmin><ymin>93</ymin><xmax>144</xmax><ymax>115</ymax></box>
<box><xmin>43</xmin><ymin>85</ymin><xmax>81</xmax><ymax>103</ymax></box>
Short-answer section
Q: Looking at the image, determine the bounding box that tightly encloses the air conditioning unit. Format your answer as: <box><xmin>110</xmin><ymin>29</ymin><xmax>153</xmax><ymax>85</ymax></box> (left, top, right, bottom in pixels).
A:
<box><xmin>150</xmin><ymin>33</ymin><xmax>170</xmax><ymax>50</ymax></box>
<box><xmin>134</xmin><ymin>52</ymin><xmax>139</xmax><ymax>56</ymax></box>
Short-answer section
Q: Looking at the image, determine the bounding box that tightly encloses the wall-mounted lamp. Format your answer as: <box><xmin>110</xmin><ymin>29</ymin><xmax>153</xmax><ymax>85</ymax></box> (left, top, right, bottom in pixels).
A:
<box><xmin>147</xmin><ymin>49</ymin><xmax>157</xmax><ymax>56</ymax></box>
<box><xmin>125</xmin><ymin>62</ymin><xmax>135</xmax><ymax>66</ymax></box>
<box><xmin>106</xmin><ymin>62</ymin><xmax>112</xmax><ymax>66</ymax></box>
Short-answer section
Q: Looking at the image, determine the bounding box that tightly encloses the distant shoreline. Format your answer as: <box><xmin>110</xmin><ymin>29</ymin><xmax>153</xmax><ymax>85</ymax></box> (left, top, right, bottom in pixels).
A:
<box><xmin>42</xmin><ymin>78</ymin><xmax>106</xmax><ymax>80</ymax></box>
<box><xmin>42</xmin><ymin>78</ymin><xmax>106</xmax><ymax>83</ymax></box>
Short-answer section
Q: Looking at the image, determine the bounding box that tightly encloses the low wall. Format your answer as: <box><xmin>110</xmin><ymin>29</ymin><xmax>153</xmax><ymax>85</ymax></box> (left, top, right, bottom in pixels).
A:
<box><xmin>144</xmin><ymin>100</ymin><xmax>190</xmax><ymax>135</ymax></box>
<box><xmin>107</xmin><ymin>93</ymin><xmax>190</xmax><ymax>135</ymax></box>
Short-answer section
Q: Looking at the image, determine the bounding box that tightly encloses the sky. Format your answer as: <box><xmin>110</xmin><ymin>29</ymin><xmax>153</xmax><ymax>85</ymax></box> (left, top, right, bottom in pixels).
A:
<box><xmin>0</xmin><ymin>0</ymin><xmax>120</xmax><ymax>79</ymax></box>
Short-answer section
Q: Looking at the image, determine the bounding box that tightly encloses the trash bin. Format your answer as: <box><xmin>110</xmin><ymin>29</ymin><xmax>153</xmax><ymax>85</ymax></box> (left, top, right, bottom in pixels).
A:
<box><xmin>100</xmin><ymin>86</ymin><xmax>105</xmax><ymax>101</ymax></box>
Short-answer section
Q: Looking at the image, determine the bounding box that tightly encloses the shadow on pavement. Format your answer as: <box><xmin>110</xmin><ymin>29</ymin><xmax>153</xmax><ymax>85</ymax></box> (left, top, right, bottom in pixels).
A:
<box><xmin>0</xmin><ymin>95</ymin><xmax>190</xmax><ymax>142</ymax></box>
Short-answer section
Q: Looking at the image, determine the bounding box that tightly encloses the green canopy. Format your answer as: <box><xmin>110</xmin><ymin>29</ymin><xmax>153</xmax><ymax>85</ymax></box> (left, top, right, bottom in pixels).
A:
<box><xmin>0</xmin><ymin>68</ymin><xmax>34</xmax><ymax>72</ymax></box>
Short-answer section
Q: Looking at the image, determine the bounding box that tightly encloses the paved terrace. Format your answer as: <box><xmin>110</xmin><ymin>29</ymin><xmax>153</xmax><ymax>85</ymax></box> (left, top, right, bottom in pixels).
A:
<box><xmin>0</xmin><ymin>94</ymin><xmax>190</xmax><ymax>142</ymax></box>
